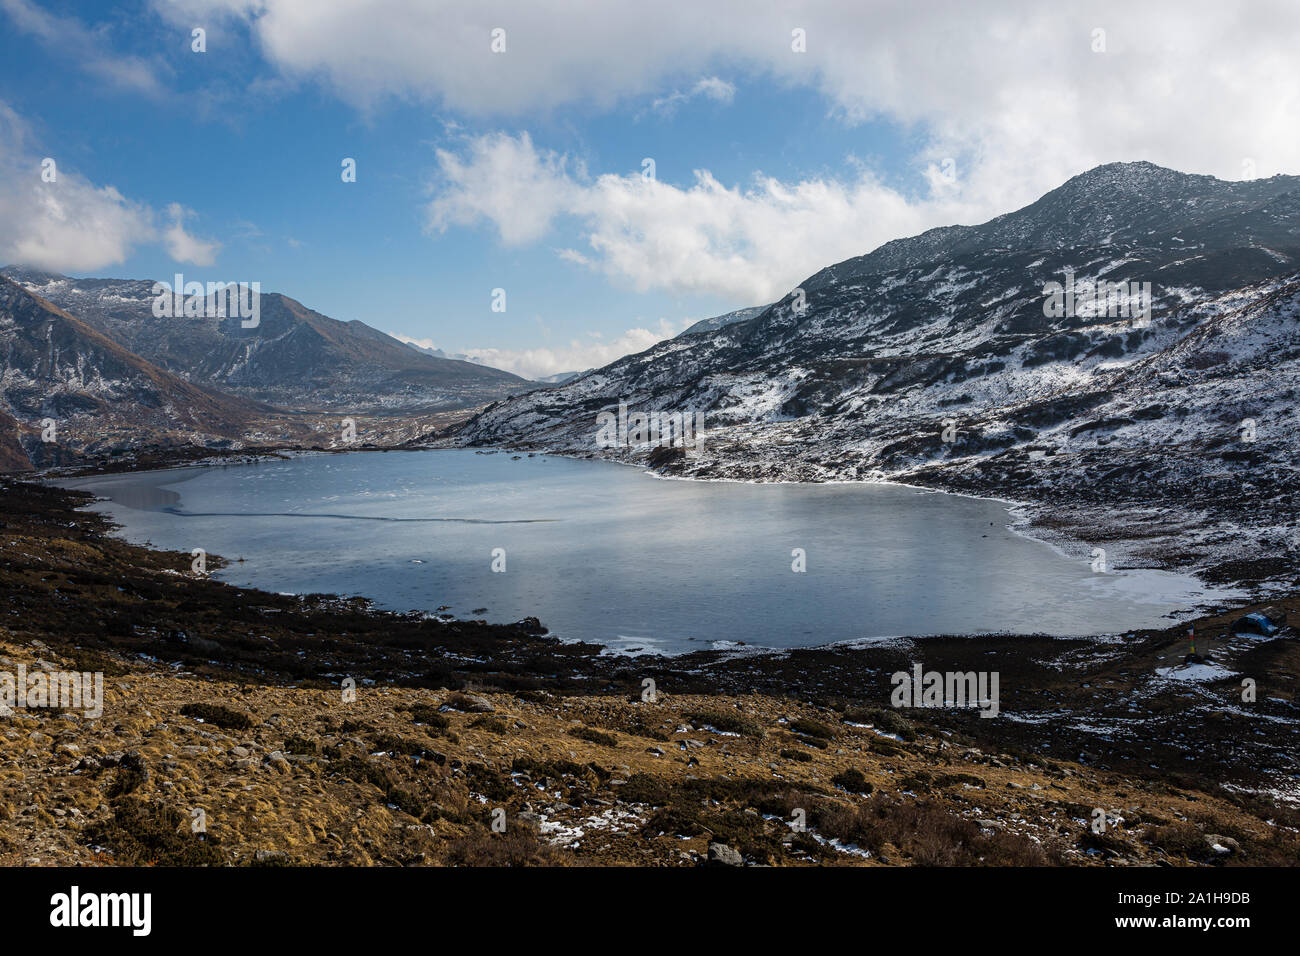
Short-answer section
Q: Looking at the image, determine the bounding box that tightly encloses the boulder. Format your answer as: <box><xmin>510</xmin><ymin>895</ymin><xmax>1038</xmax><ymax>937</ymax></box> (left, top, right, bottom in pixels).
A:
<box><xmin>706</xmin><ymin>842</ymin><xmax>744</xmax><ymax>867</ymax></box>
<box><xmin>1205</xmin><ymin>834</ymin><xmax>1242</xmax><ymax>856</ymax></box>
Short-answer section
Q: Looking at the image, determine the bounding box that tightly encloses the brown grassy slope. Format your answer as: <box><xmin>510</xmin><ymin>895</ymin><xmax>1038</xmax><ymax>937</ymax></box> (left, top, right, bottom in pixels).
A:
<box><xmin>0</xmin><ymin>478</ymin><xmax>1296</xmax><ymax>866</ymax></box>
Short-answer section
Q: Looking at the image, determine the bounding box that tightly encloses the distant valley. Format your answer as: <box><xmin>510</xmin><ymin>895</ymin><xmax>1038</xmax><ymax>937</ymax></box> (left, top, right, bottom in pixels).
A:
<box><xmin>2</xmin><ymin>267</ymin><xmax>533</xmax><ymax>416</ymax></box>
<box><xmin>0</xmin><ymin>269</ymin><xmax>537</xmax><ymax>469</ymax></box>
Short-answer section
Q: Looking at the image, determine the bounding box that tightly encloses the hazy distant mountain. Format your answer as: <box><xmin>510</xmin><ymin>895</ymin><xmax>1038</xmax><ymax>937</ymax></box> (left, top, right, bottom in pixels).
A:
<box><xmin>678</xmin><ymin>305</ymin><xmax>768</xmax><ymax>337</ymax></box>
<box><xmin>1</xmin><ymin>269</ymin><xmax>532</xmax><ymax>414</ymax></box>
<box><xmin>399</xmin><ymin>339</ymin><xmax>582</xmax><ymax>385</ymax></box>
<box><xmin>0</xmin><ymin>277</ymin><xmax>271</xmax><ymax>469</ymax></box>
<box><xmin>536</xmin><ymin>370</ymin><xmax>585</xmax><ymax>384</ymax></box>
<box><xmin>401</xmin><ymin>340</ymin><xmax>472</xmax><ymax>362</ymax></box>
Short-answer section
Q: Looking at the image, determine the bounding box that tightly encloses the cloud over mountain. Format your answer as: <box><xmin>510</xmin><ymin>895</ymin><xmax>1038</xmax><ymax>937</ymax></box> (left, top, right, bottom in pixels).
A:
<box><xmin>0</xmin><ymin>104</ymin><xmax>221</xmax><ymax>272</ymax></box>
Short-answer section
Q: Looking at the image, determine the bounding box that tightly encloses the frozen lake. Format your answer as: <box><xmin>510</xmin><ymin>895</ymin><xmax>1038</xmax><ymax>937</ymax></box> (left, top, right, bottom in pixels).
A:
<box><xmin>58</xmin><ymin>449</ymin><xmax>1230</xmax><ymax>655</ymax></box>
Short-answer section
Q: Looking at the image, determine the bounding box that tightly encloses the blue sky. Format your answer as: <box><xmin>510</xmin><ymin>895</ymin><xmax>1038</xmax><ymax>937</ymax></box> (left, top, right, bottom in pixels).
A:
<box><xmin>1</xmin><ymin>1</ymin><xmax>1296</xmax><ymax>377</ymax></box>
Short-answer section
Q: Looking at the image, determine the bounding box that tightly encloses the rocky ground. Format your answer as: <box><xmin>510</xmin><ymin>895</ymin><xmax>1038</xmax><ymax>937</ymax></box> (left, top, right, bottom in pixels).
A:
<box><xmin>1</xmin><ymin>473</ymin><xmax>1298</xmax><ymax>867</ymax></box>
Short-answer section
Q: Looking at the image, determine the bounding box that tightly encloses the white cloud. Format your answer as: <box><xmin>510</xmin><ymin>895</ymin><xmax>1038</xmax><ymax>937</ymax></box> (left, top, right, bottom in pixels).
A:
<box><xmin>427</xmin><ymin>131</ymin><xmax>984</xmax><ymax>302</ymax></box>
<box><xmin>0</xmin><ymin>180</ymin><xmax>155</xmax><ymax>274</ymax></box>
<box><xmin>649</xmin><ymin>76</ymin><xmax>736</xmax><ymax>116</ymax></box>
<box><xmin>182</xmin><ymin>0</ymin><xmax>1300</xmax><ymax>300</ymax></box>
<box><xmin>391</xmin><ymin>321</ymin><xmax>688</xmax><ymax>380</ymax></box>
<box><xmin>162</xmin><ymin>203</ymin><xmax>221</xmax><ymax>266</ymax></box>
<box><xmin>167</xmin><ymin>0</ymin><xmax>1300</xmax><ymax>185</ymax></box>
<box><xmin>427</xmin><ymin>132</ymin><xmax>580</xmax><ymax>245</ymax></box>
<box><xmin>0</xmin><ymin>103</ymin><xmax>222</xmax><ymax>272</ymax></box>
<box><xmin>1</xmin><ymin>0</ymin><xmax>164</xmax><ymax>96</ymax></box>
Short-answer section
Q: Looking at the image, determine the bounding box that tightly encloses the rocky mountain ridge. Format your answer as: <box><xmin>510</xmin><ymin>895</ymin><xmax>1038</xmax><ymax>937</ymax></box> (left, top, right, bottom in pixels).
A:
<box><xmin>0</xmin><ymin>277</ymin><xmax>273</xmax><ymax>469</ymax></box>
<box><xmin>1</xmin><ymin>268</ymin><xmax>532</xmax><ymax>414</ymax></box>
<box><xmin>456</xmin><ymin>162</ymin><xmax>1300</xmax><ymax>587</ymax></box>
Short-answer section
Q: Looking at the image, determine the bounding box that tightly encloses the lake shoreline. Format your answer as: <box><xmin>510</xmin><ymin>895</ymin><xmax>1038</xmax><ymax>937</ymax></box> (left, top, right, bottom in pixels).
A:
<box><xmin>46</xmin><ymin>446</ymin><xmax>1236</xmax><ymax>652</ymax></box>
<box><xmin>30</xmin><ymin>432</ymin><xmax>1296</xmax><ymax>595</ymax></box>
<box><xmin>1</xmin><ymin>472</ymin><xmax>1297</xmax><ymax>866</ymax></box>
<box><xmin>434</xmin><ymin>424</ymin><xmax>1300</xmax><ymax>597</ymax></box>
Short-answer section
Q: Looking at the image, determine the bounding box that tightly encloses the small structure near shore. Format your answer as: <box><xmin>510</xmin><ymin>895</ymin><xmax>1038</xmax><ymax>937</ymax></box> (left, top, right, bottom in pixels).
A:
<box><xmin>1230</xmin><ymin>608</ymin><xmax>1289</xmax><ymax>638</ymax></box>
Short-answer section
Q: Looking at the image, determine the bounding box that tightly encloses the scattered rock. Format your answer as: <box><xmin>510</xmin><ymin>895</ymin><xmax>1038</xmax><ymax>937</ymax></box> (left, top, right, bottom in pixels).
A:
<box><xmin>447</xmin><ymin>694</ymin><xmax>495</xmax><ymax>714</ymax></box>
<box><xmin>706</xmin><ymin>842</ymin><xmax>744</xmax><ymax>867</ymax></box>
<box><xmin>1205</xmin><ymin>834</ymin><xmax>1242</xmax><ymax>856</ymax></box>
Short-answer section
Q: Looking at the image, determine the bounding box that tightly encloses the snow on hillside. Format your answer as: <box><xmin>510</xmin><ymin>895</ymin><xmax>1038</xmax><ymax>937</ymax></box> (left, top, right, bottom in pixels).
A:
<box><xmin>453</xmin><ymin>163</ymin><xmax>1300</xmax><ymax>590</ymax></box>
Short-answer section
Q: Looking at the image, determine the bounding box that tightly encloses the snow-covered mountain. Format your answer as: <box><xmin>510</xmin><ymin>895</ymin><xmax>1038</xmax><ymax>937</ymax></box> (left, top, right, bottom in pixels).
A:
<box><xmin>1</xmin><ymin>269</ymin><xmax>532</xmax><ymax>414</ymax></box>
<box><xmin>457</xmin><ymin>162</ymin><xmax>1300</xmax><ymax>586</ymax></box>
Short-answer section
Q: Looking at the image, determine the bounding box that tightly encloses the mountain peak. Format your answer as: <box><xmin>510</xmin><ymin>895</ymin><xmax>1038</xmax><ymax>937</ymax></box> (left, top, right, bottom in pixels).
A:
<box><xmin>1050</xmin><ymin>161</ymin><xmax>1221</xmax><ymax>199</ymax></box>
<box><xmin>0</xmin><ymin>265</ymin><xmax>68</xmax><ymax>285</ymax></box>
<box><xmin>2</xmin><ymin>271</ymin><xmax>530</xmax><ymax>414</ymax></box>
<box><xmin>810</xmin><ymin>161</ymin><xmax>1300</xmax><ymax>286</ymax></box>
<box><xmin>1066</xmin><ymin>159</ymin><xmax>1186</xmax><ymax>182</ymax></box>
